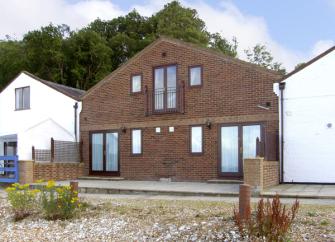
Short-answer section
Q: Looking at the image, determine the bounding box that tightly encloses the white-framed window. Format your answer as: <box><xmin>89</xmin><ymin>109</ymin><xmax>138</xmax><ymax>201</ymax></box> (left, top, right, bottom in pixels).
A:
<box><xmin>191</xmin><ymin>126</ymin><xmax>203</xmax><ymax>154</ymax></box>
<box><xmin>169</xmin><ymin>127</ymin><xmax>174</xmax><ymax>133</ymax></box>
<box><xmin>189</xmin><ymin>66</ymin><xmax>202</xmax><ymax>86</ymax></box>
<box><xmin>131</xmin><ymin>129</ymin><xmax>142</xmax><ymax>155</ymax></box>
<box><xmin>15</xmin><ymin>86</ymin><xmax>30</xmax><ymax>110</ymax></box>
<box><xmin>131</xmin><ymin>74</ymin><xmax>142</xmax><ymax>93</ymax></box>
<box><xmin>155</xmin><ymin>127</ymin><xmax>161</xmax><ymax>133</ymax></box>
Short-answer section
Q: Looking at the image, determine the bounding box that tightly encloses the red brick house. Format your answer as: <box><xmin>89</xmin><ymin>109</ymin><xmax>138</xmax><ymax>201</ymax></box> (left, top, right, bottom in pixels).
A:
<box><xmin>80</xmin><ymin>37</ymin><xmax>281</xmax><ymax>181</ymax></box>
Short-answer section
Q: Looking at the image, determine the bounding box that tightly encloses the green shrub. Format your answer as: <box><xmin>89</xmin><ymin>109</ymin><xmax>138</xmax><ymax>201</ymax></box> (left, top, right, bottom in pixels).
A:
<box><xmin>40</xmin><ymin>180</ymin><xmax>80</xmax><ymax>220</ymax></box>
<box><xmin>234</xmin><ymin>194</ymin><xmax>299</xmax><ymax>242</ymax></box>
<box><xmin>5</xmin><ymin>183</ymin><xmax>39</xmax><ymax>221</ymax></box>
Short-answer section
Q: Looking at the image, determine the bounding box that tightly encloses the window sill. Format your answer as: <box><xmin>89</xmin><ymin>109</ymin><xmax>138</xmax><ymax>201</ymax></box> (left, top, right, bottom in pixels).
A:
<box><xmin>190</xmin><ymin>152</ymin><xmax>204</xmax><ymax>156</ymax></box>
<box><xmin>14</xmin><ymin>108</ymin><xmax>30</xmax><ymax>111</ymax></box>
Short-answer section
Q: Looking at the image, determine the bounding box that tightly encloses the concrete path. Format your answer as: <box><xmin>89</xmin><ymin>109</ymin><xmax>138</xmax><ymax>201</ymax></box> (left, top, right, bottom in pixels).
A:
<box><xmin>262</xmin><ymin>184</ymin><xmax>335</xmax><ymax>199</ymax></box>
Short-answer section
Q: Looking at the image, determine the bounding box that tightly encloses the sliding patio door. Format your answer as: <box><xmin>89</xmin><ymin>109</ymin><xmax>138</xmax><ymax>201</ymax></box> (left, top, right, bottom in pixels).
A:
<box><xmin>220</xmin><ymin>124</ymin><xmax>261</xmax><ymax>177</ymax></box>
<box><xmin>90</xmin><ymin>131</ymin><xmax>119</xmax><ymax>175</ymax></box>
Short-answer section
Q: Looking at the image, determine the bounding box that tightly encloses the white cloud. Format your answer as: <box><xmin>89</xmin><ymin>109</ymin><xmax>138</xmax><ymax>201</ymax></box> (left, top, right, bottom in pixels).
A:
<box><xmin>0</xmin><ymin>0</ymin><xmax>125</xmax><ymax>39</ymax></box>
<box><xmin>311</xmin><ymin>40</ymin><xmax>335</xmax><ymax>56</ymax></box>
<box><xmin>0</xmin><ymin>0</ymin><xmax>330</xmax><ymax>71</ymax></box>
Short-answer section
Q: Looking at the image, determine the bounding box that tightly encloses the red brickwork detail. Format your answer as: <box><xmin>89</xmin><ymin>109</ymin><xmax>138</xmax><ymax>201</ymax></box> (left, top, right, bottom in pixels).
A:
<box><xmin>81</xmin><ymin>39</ymin><xmax>281</xmax><ymax>181</ymax></box>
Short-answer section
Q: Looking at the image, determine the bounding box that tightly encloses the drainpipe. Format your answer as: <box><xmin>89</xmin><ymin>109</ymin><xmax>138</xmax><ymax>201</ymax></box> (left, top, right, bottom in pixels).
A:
<box><xmin>279</xmin><ymin>82</ymin><xmax>286</xmax><ymax>183</ymax></box>
<box><xmin>73</xmin><ymin>102</ymin><xmax>78</xmax><ymax>142</ymax></box>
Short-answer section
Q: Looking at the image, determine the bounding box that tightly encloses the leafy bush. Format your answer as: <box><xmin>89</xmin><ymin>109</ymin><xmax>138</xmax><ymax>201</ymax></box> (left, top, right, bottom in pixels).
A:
<box><xmin>5</xmin><ymin>183</ymin><xmax>39</xmax><ymax>221</ymax></box>
<box><xmin>40</xmin><ymin>180</ymin><xmax>80</xmax><ymax>220</ymax></box>
<box><xmin>234</xmin><ymin>194</ymin><xmax>299</xmax><ymax>242</ymax></box>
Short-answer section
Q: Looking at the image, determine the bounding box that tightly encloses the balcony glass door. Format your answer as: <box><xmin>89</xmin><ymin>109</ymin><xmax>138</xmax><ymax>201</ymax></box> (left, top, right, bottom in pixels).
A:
<box><xmin>154</xmin><ymin>65</ymin><xmax>177</xmax><ymax>111</ymax></box>
<box><xmin>91</xmin><ymin>131</ymin><xmax>119</xmax><ymax>175</ymax></box>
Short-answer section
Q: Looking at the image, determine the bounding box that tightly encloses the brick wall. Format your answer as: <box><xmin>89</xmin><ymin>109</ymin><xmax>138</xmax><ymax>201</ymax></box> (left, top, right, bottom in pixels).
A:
<box><xmin>19</xmin><ymin>160</ymin><xmax>34</xmax><ymax>184</ymax></box>
<box><xmin>19</xmin><ymin>161</ymin><xmax>85</xmax><ymax>183</ymax></box>
<box><xmin>80</xmin><ymin>38</ymin><xmax>281</xmax><ymax>181</ymax></box>
<box><xmin>263</xmin><ymin>161</ymin><xmax>279</xmax><ymax>188</ymax></box>
<box><xmin>244</xmin><ymin>158</ymin><xmax>279</xmax><ymax>191</ymax></box>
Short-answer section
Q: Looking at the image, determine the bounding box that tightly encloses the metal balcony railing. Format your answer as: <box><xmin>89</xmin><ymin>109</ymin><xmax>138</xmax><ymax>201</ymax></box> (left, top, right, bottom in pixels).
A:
<box><xmin>145</xmin><ymin>82</ymin><xmax>185</xmax><ymax>115</ymax></box>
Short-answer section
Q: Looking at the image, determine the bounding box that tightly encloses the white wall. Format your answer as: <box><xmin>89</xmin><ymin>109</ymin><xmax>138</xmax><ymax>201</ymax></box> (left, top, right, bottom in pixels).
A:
<box><xmin>0</xmin><ymin>73</ymin><xmax>82</xmax><ymax>160</ymax></box>
<box><xmin>275</xmin><ymin>49</ymin><xmax>335</xmax><ymax>183</ymax></box>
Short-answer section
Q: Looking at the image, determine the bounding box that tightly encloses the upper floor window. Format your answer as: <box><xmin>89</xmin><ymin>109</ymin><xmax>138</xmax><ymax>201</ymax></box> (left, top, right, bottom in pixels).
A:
<box><xmin>15</xmin><ymin>86</ymin><xmax>30</xmax><ymax>110</ymax></box>
<box><xmin>189</xmin><ymin>66</ymin><xmax>202</xmax><ymax>87</ymax></box>
<box><xmin>131</xmin><ymin>74</ymin><xmax>142</xmax><ymax>93</ymax></box>
<box><xmin>154</xmin><ymin>65</ymin><xmax>177</xmax><ymax>111</ymax></box>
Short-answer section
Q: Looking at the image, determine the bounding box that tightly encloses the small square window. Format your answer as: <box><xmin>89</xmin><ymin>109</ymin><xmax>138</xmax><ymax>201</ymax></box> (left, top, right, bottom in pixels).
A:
<box><xmin>131</xmin><ymin>74</ymin><xmax>142</xmax><ymax>93</ymax></box>
<box><xmin>189</xmin><ymin>66</ymin><xmax>202</xmax><ymax>86</ymax></box>
<box><xmin>155</xmin><ymin>127</ymin><xmax>161</xmax><ymax>133</ymax></box>
<box><xmin>169</xmin><ymin>127</ymin><xmax>174</xmax><ymax>133</ymax></box>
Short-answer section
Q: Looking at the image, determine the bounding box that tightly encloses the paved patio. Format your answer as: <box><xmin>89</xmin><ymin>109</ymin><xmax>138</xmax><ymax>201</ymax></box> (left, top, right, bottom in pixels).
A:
<box><xmin>51</xmin><ymin>180</ymin><xmax>335</xmax><ymax>199</ymax></box>
<box><xmin>262</xmin><ymin>184</ymin><xmax>335</xmax><ymax>199</ymax></box>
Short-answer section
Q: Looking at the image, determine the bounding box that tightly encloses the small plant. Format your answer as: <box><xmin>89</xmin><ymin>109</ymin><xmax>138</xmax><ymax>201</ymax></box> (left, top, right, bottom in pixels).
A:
<box><xmin>40</xmin><ymin>180</ymin><xmax>80</xmax><ymax>220</ymax></box>
<box><xmin>320</xmin><ymin>219</ymin><xmax>330</xmax><ymax>226</ymax></box>
<box><xmin>5</xmin><ymin>183</ymin><xmax>39</xmax><ymax>221</ymax></box>
<box><xmin>233</xmin><ymin>194</ymin><xmax>299</xmax><ymax>242</ymax></box>
<box><xmin>307</xmin><ymin>211</ymin><xmax>317</xmax><ymax>217</ymax></box>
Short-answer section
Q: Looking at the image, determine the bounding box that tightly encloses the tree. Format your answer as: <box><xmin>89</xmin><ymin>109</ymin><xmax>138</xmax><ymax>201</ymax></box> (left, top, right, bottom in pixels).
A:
<box><xmin>89</xmin><ymin>10</ymin><xmax>156</xmax><ymax>69</ymax></box>
<box><xmin>65</xmin><ymin>29</ymin><xmax>112</xmax><ymax>90</ymax></box>
<box><xmin>23</xmin><ymin>24</ymin><xmax>70</xmax><ymax>84</ymax></box>
<box><xmin>0</xmin><ymin>40</ymin><xmax>26</xmax><ymax>89</ymax></box>
<box><xmin>151</xmin><ymin>1</ymin><xmax>210</xmax><ymax>46</ymax></box>
<box><xmin>209</xmin><ymin>33</ymin><xmax>238</xmax><ymax>57</ymax></box>
<box><xmin>294</xmin><ymin>62</ymin><xmax>306</xmax><ymax>70</ymax></box>
<box><xmin>245</xmin><ymin>44</ymin><xmax>286</xmax><ymax>74</ymax></box>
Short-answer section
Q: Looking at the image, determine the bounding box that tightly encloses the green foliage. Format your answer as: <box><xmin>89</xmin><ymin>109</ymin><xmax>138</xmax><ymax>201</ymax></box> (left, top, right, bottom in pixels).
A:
<box><xmin>40</xmin><ymin>180</ymin><xmax>80</xmax><ymax>220</ymax></box>
<box><xmin>65</xmin><ymin>29</ymin><xmax>112</xmax><ymax>90</ymax></box>
<box><xmin>234</xmin><ymin>195</ymin><xmax>299</xmax><ymax>242</ymax></box>
<box><xmin>245</xmin><ymin>44</ymin><xmax>286</xmax><ymax>74</ymax></box>
<box><xmin>152</xmin><ymin>1</ymin><xmax>209</xmax><ymax>46</ymax></box>
<box><xmin>88</xmin><ymin>10</ymin><xmax>155</xmax><ymax>70</ymax></box>
<box><xmin>5</xmin><ymin>183</ymin><xmax>39</xmax><ymax>221</ymax></box>
<box><xmin>0</xmin><ymin>40</ymin><xmax>26</xmax><ymax>89</ymax></box>
<box><xmin>23</xmin><ymin>24</ymin><xmax>70</xmax><ymax>84</ymax></box>
<box><xmin>6</xmin><ymin>181</ymin><xmax>80</xmax><ymax>221</ymax></box>
<box><xmin>209</xmin><ymin>33</ymin><xmax>238</xmax><ymax>57</ymax></box>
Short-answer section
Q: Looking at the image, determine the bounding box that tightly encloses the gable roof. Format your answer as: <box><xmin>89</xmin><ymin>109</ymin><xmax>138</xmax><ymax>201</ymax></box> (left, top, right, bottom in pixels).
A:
<box><xmin>278</xmin><ymin>45</ymin><xmax>335</xmax><ymax>83</ymax></box>
<box><xmin>82</xmin><ymin>36</ymin><xmax>282</xmax><ymax>99</ymax></box>
<box><xmin>2</xmin><ymin>71</ymin><xmax>85</xmax><ymax>101</ymax></box>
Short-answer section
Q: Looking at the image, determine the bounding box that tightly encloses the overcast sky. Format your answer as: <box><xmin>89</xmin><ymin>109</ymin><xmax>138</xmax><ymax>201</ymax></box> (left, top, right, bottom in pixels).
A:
<box><xmin>1</xmin><ymin>0</ymin><xmax>334</xmax><ymax>71</ymax></box>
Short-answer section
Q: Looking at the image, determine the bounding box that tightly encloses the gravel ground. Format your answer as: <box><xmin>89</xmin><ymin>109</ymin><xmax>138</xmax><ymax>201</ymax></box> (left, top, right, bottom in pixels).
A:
<box><xmin>0</xmin><ymin>194</ymin><xmax>334</xmax><ymax>241</ymax></box>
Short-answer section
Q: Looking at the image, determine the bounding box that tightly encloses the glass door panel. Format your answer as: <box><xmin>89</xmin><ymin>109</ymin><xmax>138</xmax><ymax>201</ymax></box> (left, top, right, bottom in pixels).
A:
<box><xmin>154</xmin><ymin>68</ymin><xmax>164</xmax><ymax>110</ymax></box>
<box><xmin>167</xmin><ymin>66</ymin><xmax>177</xmax><ymax>109</ymax></box>
<box><xmin>106</xmin><ymin>132</ymin><xmax>118</xmax><ymax>172</ymax></box>
<box><xmin>221</xmin><ymin>126</ymin><xmax>239</xmax><ymax>173</ymax></box>
<box><xmin>92</xmin><ymin>133</ymin><xmax>103</xmax><ymax>171</ymax></box>
<box><xmin>243</xmin><ymin>125</ymin><xmax>261</xmax><ymax>159</ymax></box>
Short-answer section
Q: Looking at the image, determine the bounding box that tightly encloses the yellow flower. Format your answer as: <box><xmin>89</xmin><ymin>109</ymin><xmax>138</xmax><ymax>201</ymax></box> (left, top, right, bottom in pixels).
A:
<box><xmin>56</xmin><ymin>188</ymin><xmax>63</xmax><ymax>194</ymax></box>
<box><xmin>36</xmin><ymin>179</ymin><xmax>44</xmax><ymax>183</ymax></box>
<box><xmin>5</xmin><ymin>187</ymin><xmax>16</xmax><ymax>192</ymax></box>
<box><xmin>31</xmin><ymin>189</ymin><xmax>40</xmax><ymax>195</ymax></box>
<box><xmin>46</xmin><ymin>180</ymin><xmax>56</xmax><ymax>189</ymax></box>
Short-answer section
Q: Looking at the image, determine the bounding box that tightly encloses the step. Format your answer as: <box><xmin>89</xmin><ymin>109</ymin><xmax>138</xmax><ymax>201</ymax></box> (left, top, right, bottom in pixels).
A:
<box><xmin>78</xmin><ymin>176</ymin><xmax>125</xmax><ymax>181</ymax></box>
<box><xmin>77</xmin><ymin>187</ymin><xmax>239</xmax><ymax>197</ymax></box>
<box><xmin>207</xmin><ymin>179</ymin><xmax>243</xmax><ymax>184</ymax></box>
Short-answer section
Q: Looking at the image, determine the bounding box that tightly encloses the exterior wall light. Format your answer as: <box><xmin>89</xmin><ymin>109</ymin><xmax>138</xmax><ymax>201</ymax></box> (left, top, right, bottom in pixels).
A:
<box><xmin>205</xmin><ymin>119</ymin><xmax>212</xmax><ymax>129</ymax></box>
